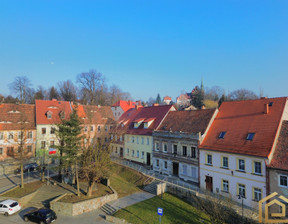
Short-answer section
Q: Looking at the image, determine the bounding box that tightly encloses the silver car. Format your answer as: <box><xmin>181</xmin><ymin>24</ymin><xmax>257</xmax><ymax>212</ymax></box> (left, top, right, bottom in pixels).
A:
<box><xmin>0</xmin><ymin>199</ymin><xmax>21</xmax><ymax>216</ymax></box>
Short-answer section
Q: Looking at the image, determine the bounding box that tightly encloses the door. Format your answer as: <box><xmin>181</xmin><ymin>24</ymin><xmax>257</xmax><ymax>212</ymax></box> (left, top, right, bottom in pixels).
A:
<box><xmin>205</xmin><ymin>176</ymin><xmax>213</xmax><ymax>192</ymax></box>
<box><xmin>146</xmin><ymin>153</ymin><xmax>151</xmax><ymax>166</ymax></box>
<box><xmin>173</xmin><ymin>162</ymin><xmax>179</xmax><ymax>176</ymax></box>
<box><xmin>120</xmin><ymin>148</ymin><xmax>123</xmax><ymax>158</ymax></box>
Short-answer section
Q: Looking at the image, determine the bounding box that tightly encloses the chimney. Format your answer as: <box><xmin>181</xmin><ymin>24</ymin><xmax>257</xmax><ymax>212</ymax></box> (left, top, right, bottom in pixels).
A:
<box><xmin>136</xmin><ymin>100</ymin><xmax>141</xmax><ymax>106</ymax></box>
<box><xmin>201</xmin><ymin>105</ymin><xmax>206</xmax><ymax>110</ymax></box>
<box><xmin>128</xmin><ymin>100</ymin><xmax>131</xmax><ymax>106</ymax></box>
<box><xmin>264</xmin><ymin>103</ymin><xmax>269</xmax><ymax>114</ymax></box>
<box><xmin>135</xmin><ymin>105</ymin><xmax>143</xmax><ymax>110</ymax></box>
<box><xmin>52</xmin><ymin>98</ymin><xmax>57</xmax><ymax>101</ymax></box>
<box><xmin>153</xmin><ymin>103</ymin><xmax>159</xmax><ymax>106</ymax></box>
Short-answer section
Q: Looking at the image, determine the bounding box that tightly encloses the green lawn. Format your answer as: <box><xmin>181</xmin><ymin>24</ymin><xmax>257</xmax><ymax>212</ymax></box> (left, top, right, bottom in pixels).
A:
<box><xmin>114</xmin><ymin>193</ymin><xmax>211</xmax><ymax>224</ymax></box>
<box><xmin>110</xmin><ymin>163</ymin><xmax>151</xmax><ymax>198</ymax></box>
<box><xmin>2</xmin><ymin>181</ymin><xmax>44</xmax><ymax>198</ymax></box>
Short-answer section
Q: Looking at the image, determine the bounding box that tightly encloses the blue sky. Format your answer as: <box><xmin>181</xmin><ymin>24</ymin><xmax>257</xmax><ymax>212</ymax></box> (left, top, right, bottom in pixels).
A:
<box><xmin>0</xmin><ymin>0</ymin><xmax>287</xmax><ymax>101</ymax></box>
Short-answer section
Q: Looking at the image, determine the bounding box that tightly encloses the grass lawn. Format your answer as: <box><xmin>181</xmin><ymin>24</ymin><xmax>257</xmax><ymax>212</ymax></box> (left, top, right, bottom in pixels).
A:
<box><xmin>110</xmin><ymin>163</ymin><xmax>152</xmax><ymax>198</ymax></box>
<box><xmin>59</xmin><ymin>183</ymin><xmax>113</xmax><ymax>203</ymax></box>
<box><xmin>2</xmin><ymin>181</ymin><xmax>44</xmax><ymax>198</ymax></box>
<box><xmin>114</xmin><ymin>193</ymin><xmax>211</xmax><ymax>224</ymax></box>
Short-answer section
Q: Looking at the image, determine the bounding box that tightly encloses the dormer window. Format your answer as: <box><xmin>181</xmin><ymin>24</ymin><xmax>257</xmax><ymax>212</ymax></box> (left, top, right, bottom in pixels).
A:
<box><xmin>46</xmin><ymin>111</ymin><xmax>52</xmax><ymax>119</ymax></box>
<box><xmin>134</xmin><ymin>119</ymin><xmax>144</xmax><ymax>128</ymax></box>
<box><xmin>246</xmin><ymin>133</ymin><xmax>255</xmax><ymax>141</ymax></box>
<box><xmin>59</xmin><ymin>111</ymin><xmax>65</xmax><ymax>119</ymax></box>
<box><xmin>218</xmin><ymin>131</ymin><xmax>226</xmax><ymax>139</ymax></box>
<box><xmin>144</xmin><ymin>118</ymin><xmax>155</xmax><ymax>129</ymax></box>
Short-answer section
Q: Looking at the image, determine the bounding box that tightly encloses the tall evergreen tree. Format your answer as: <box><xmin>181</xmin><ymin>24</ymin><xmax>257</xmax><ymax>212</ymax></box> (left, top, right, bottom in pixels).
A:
<box><xmin>56</xmin><ymin>107</ymin><xmax>82</xmax><ymax>196</ymax></box>
<box><xmin>156</xmin><ymin>93</ymin><xmax>161</xmax><ymax>104</ymax></box>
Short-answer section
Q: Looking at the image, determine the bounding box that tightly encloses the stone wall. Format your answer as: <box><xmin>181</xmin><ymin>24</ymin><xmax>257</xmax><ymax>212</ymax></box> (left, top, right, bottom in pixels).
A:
<box><xmin>51</xmin><ymin>187</ymin><xmax>118</xmax><ymax>216</ymax></box>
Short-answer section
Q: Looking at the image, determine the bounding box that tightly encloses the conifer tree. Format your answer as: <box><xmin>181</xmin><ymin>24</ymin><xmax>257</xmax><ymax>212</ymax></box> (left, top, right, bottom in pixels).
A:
<box><xmin>156</xmin><ymin>93</ymin><xmax>161</xmax><ymax>104</ymax></box>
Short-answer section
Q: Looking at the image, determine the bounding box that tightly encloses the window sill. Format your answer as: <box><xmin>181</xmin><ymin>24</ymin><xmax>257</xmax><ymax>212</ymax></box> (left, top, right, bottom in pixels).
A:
<box><xmin>205</xmin><ymin>164</ymin><xmax>213</xmax><ymax>166</ymax></box>
<box><xmin>252</xmin><ymin>173</ymin><xmax>263</xmax><ymax>176</ymax></box>
<box><xmin>236</xmin><ymin>170</ymin><xmax>246</xmax><ymax>173</ymax></box>
<box><xmin>221</xmin><ymin>190</ymin><xmax>229</xmax><ymax>193</ymax></box>
<box><xmin>220</xmin><ymin>167</ymin><xmax>229</xmax><ymax>170</ymax></box>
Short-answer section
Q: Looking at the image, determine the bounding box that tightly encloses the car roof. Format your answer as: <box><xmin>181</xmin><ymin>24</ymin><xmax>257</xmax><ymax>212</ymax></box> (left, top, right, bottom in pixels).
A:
<box><xmin>37</xmin><ymin>208</ymin><xmax>53</xmax><ymax>214</ymax></box>
<box><xmin>0</xmin><ymin>199</ymin><xmax>18</xmax><ymax>205</ymax></box>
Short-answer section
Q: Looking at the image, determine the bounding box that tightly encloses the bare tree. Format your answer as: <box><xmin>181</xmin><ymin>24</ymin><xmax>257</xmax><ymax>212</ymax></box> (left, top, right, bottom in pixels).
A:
<box><xmin>77</xmin><ymin>70</ymin><xmax>105</xmax><ymax>105</ymax></box>
<box><xmin>205</xmin><ymin>86</ymin><xmax>225</xmax><ymax>101</ymax></box>
<box><xmin>34</xmin><ymin>86</ymin><xmax>47</xmax><ymax>100</ymax></box>
<box><xmin>9</xmin><ymin>76</ymin><xmax>32</xmax><ymax>104</ymax></box>
<box><xmin>58</xmin><ymin>80</ymin><xmax>77</xmax><ymax>101</ymax></box>
<box><xmin>228</xmin><ymin>89</ymin><xmax>258</xmax><ymax>101</ymax></box>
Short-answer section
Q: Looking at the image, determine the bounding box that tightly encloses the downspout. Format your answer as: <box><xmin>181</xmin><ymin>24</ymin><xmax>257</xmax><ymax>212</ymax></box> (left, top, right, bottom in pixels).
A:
<box><xmin>197</xmin><ymin>139</ymin><xmax>200</xmax><ymax>188</ymax></box>
<box><xmin>265</xmin><ymin>161</ymin><xmax>270</xmax><ymax>197</ymax></box>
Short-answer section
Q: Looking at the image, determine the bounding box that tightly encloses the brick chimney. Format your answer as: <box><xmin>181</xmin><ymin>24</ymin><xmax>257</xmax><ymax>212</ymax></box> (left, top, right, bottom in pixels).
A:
<box><xmin>264</xmin><ymin>103</ymin><xmax>269</xmax><ymax>114</ymax></box>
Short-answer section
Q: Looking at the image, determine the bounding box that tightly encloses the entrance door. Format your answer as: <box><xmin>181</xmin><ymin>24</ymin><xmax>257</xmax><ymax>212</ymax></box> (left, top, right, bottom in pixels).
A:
<box><xmin>120</xmin><ymin>148</ymin><xmax>123</xmax><ymax>158</ymax></box>
<box><xmin>205</xmin><ymin>176</ymin><xmax>213</xmax><ymax>192</ymax></box>
<box><xmin>146</xmin><ymin>153</ymin><xmax>151</xmax><ymax>166</ymax></box>
<box><xmin>173</xmin><ymin>162</ymin><xmax>179</xmax><ymax>176</ymax></box>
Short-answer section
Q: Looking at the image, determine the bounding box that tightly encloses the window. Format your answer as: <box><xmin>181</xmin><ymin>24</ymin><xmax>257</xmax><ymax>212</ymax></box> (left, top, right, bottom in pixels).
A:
<box><xmin>47</xmin><ymin>112</ymin><xmax>52</xmax><ymax>119</ymax></box>
<box><xmin>142</xmin><ymin>151</ymin><xmax>144</xmax><ymax>159</ymax></box>
<box><xmin>254</xmin><ymin>161</ymin><xmax>262</xmax><ymax>174</ymax></box>
<box><xmin>132</xmin><ymin>150</ymin><xmax>135</xmax><ymax>157</ymax></box>
<box><xmin>50</xmin><ymin>127</ymin><xmax>55</xmax><ymax>134</ymax></box>
<box><xmin>115</xmin><ymin>147</ymin><xmax>118</xmax><ymax>153</ymax></box>
<box><xmin>156</xmin><ymin>159</ymin><xmax>159</xmax><ymax>167</ymax></box>
<box><xmin>8</xmin><ymin>132</ymin><xmax>14</xmax><ymax>139</ymax></box>
<box><xmin>0</xmin><ymin>132</ymin><xmax>3</xmax><ymax>140</ymax></box>
<box><xmin>222</xmin><ymin>180</ymin><xmax>229</xmax><ymax>193</ymax></box>
<box><xmin>141</xmin><ymin>137</ymin><xmax>144</xmax><ymax>144</ymax></box>
<box><xmin>163</xmin><ymin>143</ymin><xmax>168</xmax><ymax>152</ymax></box>
<box><xmin>137</xmin><ymin>150</ymin><xmax>139</xmax><ymax>158</ymax></box>
<box><xmin>18</xmin><ymin>131</ymin><xmax>23</xmax><ymax>139</ymax></box>
<box><xmin>182</xmin><ymin>146</ymin><xmax>187</xmax><ymax>156</ymax></box>
<box><xmin>90</xmin><ymin>126</ymin><xmax>94</xmax><ymax>131</ymax></box>
<box><xmin>42</xmin><ymin>128</ymin><xmax>46</xmax><ymax>135</ymax></box>
<box><xmin>191</xmin><ymin>167</ymin><xmax>197</xmax><ymax>178</ymax></box>
<box><xmin>127</xmin><ymin>148</ymin><xmax>129</xmax><ymax>155</ymax></box>
<box><xmin>182</xmin><ymin>165</ymin><xmax>187</xmax><ymax>175</ymax></box>
<box><xmin>253</xmin><ymin>187</ymin><xmax>262</xmax><ymax>201</ymax></box>
<box><xmin>105</xmin><ymin>125</ymin><xmax>108</xmax><ymax>132</ymax></box>
<box><xmin>238</xmin><ymin>159</ymin><xmax>245</xmax><ymax>171</ymax></box>
<box><xmin>155</xmin><ymin>142</ymin><xmax>159</xmax><ymax>151</ymax></box>
<box><xmin>27</xmin><ymin>145</ymin><xmax>32</xmax><ymax>152</ymax></box>
<box><xmin>98</xmin><ymin>126</ymin><xmax>101</xmax><ymax>132</ymax></box>
<box><xmin>137</xmin><ymin>137</ymin><xmax>139</xmax><ymax>144</ymax></box>
<box><xmin>0</xmin><ymin>148</ymin><xmax>2</xmax><ymax>155</ymax></box>
<box><xmin>206</xmin><ymin>154</ymin><xmax>212</xmax><ymax>165</ymax></box>
<box><xmin>132</xmin><ymin>136</ymin><xmax>135</xmax><ymax>143</ymax></box>
<box><xmin>191</xmin><ymin>147</ymin><xmax>196</xmax><ymax>158</ymax></box>
<box><xmin>50</xmin><ymin>141</ymin><xmax>55</xmax><ymax>146</ymax></box>
<box><xmin>222</xmin><ymin>157</ymin><xmax>229</xmax><ymax>168</ymax></box>
<box><xmin>279</xmin><ymin>175</ymin><xmax>288</xmax><ymax>187</ymax></box>
<box><xmin>120</xmin><ymin>136</ymin><xmax>123</xmax><ymax>142</ymax></box>
<box><xmin>7</xmin><ymin>147</ymin><xmax>14</xmax><ymax>154</ymax></box>
<box><xmin>115</xmin><ymin>135</ymin><xmax>118</xmax><ymax>141</ymax></box>
<box><xmin>105</xmin><ymin>137</ymin><xmax>108</xmax><ymax>142</ymax></box>
<box><xmin>173</xmin><ymin>145</ymin><xmax>177</xmax><ymax>155</ymax></box>
<box><xmin>238</xmin><ymin>184</ymin><xmax>246</xmax><ymax>197</ymax></box>
<box><xmin>41</xmin><ymin>141</ymin><xmax>46</xmax><ymax>149</ymax></box>
<box><xmin>111</xmin><ymin>134</ymin><xmax>113</xmax><ymax>140</ymax></box>
<box><xmin>218</xmin><ymin>131</ymin><xmax>226</xmax><ymax>139</ymax></box>
<box><xmin>27</xmin><ymin>131</ymin><xmax>33</xmax><ymax>138</ymax></box>
<box><xmin>246</xmin><ymin>133</ymin><xmax>255</xmax><ymax>141</ymax></box>
<box><xmin>164</xmin><ymin>161</ymin><xmax>167</xmax><ymax>169</ymax></box>
<box><xmin>147</xmin><ymin>137</ymin><xmax>149</xmax><ymax>145</ymax></box>
<box><xmin>84</xmin><ymin>126</ymin><xmax>88</xmax><ymax>132</ymax></box>
<box><xmin>17</xmin><ymin>147</ymin><xmax>21</xmax><ymax>153</ymax></box>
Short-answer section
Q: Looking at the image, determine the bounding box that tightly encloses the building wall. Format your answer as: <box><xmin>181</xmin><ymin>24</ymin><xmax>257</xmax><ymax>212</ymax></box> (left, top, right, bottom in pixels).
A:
<box><xmin>0</xmin><ymin>129</ymin><xmax>36</xmax><ymax>161</ymax></box>
<box><xmin>124</xmin><ymin>134</ymin><xmax>152</xmax><ymax>164</ymax></box>
<box><xmin>269</xmin><ymin>169</ymin><xmax>288</xmax><ymax>197</ymax></box>
<box><xmin>200</xmin><ymin>149</ymin><xmax>267</xmax><ymax>208</ymax></box>
<box><xmin>36</xmin><ymin>124</ymin><xmax>58</xmax><ymax>156</ymax></box>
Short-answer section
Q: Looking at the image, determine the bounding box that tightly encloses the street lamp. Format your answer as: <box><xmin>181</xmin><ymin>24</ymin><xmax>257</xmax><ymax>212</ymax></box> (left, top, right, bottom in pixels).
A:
<box><xmin>238</xmin><ymin>194</ymin><xmax>245</xmax><ymax>223</ymax></box>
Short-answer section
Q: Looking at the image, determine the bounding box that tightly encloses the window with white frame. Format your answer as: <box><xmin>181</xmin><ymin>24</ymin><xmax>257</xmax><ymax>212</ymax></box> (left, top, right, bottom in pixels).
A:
<box><xmin>253</xmin><ymin>188</ymin><xmax>262</xmax><ymax>201</ymax></box>
<box><xmin>164</xmin><ymin>161</ymin><xmax>167</xmax><ymax>169</ymax></box>
<box><xmin>132</xmin><ymin>136</ymin><xmax>135</xmax><ymax>143</ymax></box>
<box><xmin>254</xmin><ymin>161</ymin><xmax>262</xmax><ymax>174</ymax></box>
<box><xmin>279</xmin><ymin>175</ymin><xmax>288</xmax><ymax>187</ymax></box>
<box><xmin>173</xmin><ymin>145</ymin><xmax>177</xmax><ymax>154</ymax></box>
<box><xmin>163</xmin><ymin>143</ymin><xmax>168</xmax><ymax>152</ymax></box>
<box><xmin>147</xmin><ymin>137</ymin><xmax>149</xmax><ymax>145</ymax></box>
<box><xmin>41</xmin><ymin>141</ymin><xmax>46</xmax><ymax>149</ymax></box>
<box><xmin>238</xmin><ymin>159</ymin><xmax>245</xmax><ymax>171</ymax></box>
<box><xmin>50</xmin><ymin>127</ymin><xmax>55</xmax><ymax>134</ymax></box>
<box><xmin>127</xmin><ymin>148</ymin><xmax>129</xmax><ymax>155</ymax></box>
<box><xmin>120</xmin><ymin>136</ymin><xmax>123</xmax><ymax>142</ymax></box>
<box><xmin>27</xmin><ymin>131</ymin><xmax>33</xmax><ymax>138</ymax></box>
<box><xmin>111</xmin><ymin>134</ymin><xmax>113</xmax><ymax>140</ymax></box>
<box><xmin>84</xmin><ymin>126</ymin><xmax>88</xmax><ymax>132</ymax></box>
<box><xmin>182</xmin><ymin>165</ymin><xmax>187</xmax><ymax>175</ymax></box>
<box><xmin>137</xmin><ymin>137</ymin><xmax>139</xmax><ymax>144</ymax></box>
<box><xmin>137</xmin><ymin>150</ymin><xmax>139</xmax><ymax>158</ymax></box>
<box><xmin>206</xmin><ymin>154</ymin><xmax>212</xmax><ymax>165</ymax></box>
<box><xmin>115</xmin><ymin>135</ymin><xmax>117</xmax><ymax>141</ymax></box>
<box><xmin>141</xmin><ymin>137</ymin><xmax>144</xmax><ymax>144</ymax></box>
<box><xmin>156</xmin><ymin>159</ymin><xmax>159</xmax><ymax>167</ymax></box>
<box><xmin>98</xmin><ymin>125</ymin><xmax>101</xmax><ymax>132</ymax></box>
<box><xmin>142</xmin><ymin>151</ymin><xmax>144</xmax><ymax>159</ymax></box>
<box><xmin>0</xmin><ymin>132</ymin><xmax>3</xmax><ymax>140</ymax></box>
<box><xmin>90</xmin><ymin>126</ymin><xmax>94</xmax><ymax>131</ymax></box>
<box><xmin>182</xmin><ymin>146</ymin><xmax>187</xmax><ymax>156</ymax></box>
<box><xmin>222</xmin><ymin>157</ymin><xmax>229</xmax><ymax>168</ymax></box>
<box><xmin>238</xmin><ymin>184</ymin><xmax>246</xmax><ymax>197</ymax></box>
<box><xmin>155</xmin><ymin>142</ymin><xmax>159</xmax><ymax>151</ymax></box>
<box><xmin>27</xmin><ymin>145</ymin><xmax>32</xmax><ymax>152</ymax></box>
<box><xmin>222</xmin><ymin>180</ymin><xmax>229</xmax><ymax>193</ymax></box>
<box><xmin>132</xmin><ymin>150</ymin><xmax>135</xmax><ymax>157</ymax></box>
<box><xmin>18</xmin><ymin>131</ymin><xmax>23</xmax><ymax>139</ymax></box>
<box><xmin>41</xmin><ymin>128</ymin><xmax>46</xmax><ymax>135</ymax></box>
<box><xmin>8</xmin><ymin>132</ymin><xmax>14</xmax><ymax>139</ymax></box>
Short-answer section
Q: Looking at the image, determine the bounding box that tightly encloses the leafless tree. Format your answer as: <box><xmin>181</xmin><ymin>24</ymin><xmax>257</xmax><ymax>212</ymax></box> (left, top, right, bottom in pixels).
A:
<box><xmin>205</xmin><ymin>86</ymin><xmax>225</xmax><ymax>101</ymax></box>
<box><xmin>228</xmin><ymin>88</ymin><xmax>258</xmax><ymax>101</ymax></box>
<box><xmin>34</xmin><ymin>86</ymin><xmax>47</xmax><ymax>100</ymax></box>
<box><xmin>77</xmin><ymin>70</ymin><xmax>105</xmax><ymax>105</ymax></box>
<box><xmin>9</xmin><ymin>76</ymin><xmax>32</xmax><ymax>104</ymax></box>
<box><xmin>58</xmin><ymin>80</ymin><xmax>77</xmax><ymax>101</ymax></box>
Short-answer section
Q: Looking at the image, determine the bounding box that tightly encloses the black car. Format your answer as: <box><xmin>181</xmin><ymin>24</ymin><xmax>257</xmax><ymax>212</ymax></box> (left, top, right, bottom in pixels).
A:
<box><xmin>24</xmin><ymin>208</ymin><xmax>57</xmax><ymax>224</ymax></box>
<box><xmin>14</xmin><ymin>163</ymin><xmax>39</xmax><ymax>174</ymax></box>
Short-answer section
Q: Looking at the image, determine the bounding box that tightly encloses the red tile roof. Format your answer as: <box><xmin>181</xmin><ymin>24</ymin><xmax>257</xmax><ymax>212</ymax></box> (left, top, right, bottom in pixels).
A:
<box><xmin>78</xmin><ymin>105</ymin><xmax>115</xmax><ymax>125</ymax></box>
<box><xmin>112</xmin><ymin>100</ymin><xmax>136</xmax><ymax>112</ymax></box>
<box><xmin>35</xmin><ymin>99</ymin><xmax>72</xmax><ymax>125</ymax></box>
<box><xmin>200</xmin><ymin>97</ymin><xmax>287</xmax><ymax>157</ymax></box>
<box><xmin>269</xmin><ymin>120</ymin><xmax>288</xmax><ymax>170</ymax></box>
<box><xmin>163</xmin><ymin>96</ymin><xmax>172</xmax><ymax>101</ymax></box>
<box><xmin>157</xmin><ymin>109</ymin><xmax>216</xmax><ymax>135</ymax></box>
<box><xmin>0</xmin><ymin>104</ymin><xmax>36</xmax><ymax>130</ymax></box>
<box><xmin>126</xmin><ymin>105</ymin><xmax>175</xmax><ymax>136</ymax></box>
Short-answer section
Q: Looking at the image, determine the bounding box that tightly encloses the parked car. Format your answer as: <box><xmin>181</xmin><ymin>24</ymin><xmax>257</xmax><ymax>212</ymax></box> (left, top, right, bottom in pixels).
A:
<box><xmin>0</xmin><ymin>199</ymin><xmax>21</xmax><ymax>216</ymax></box>
<box><xmin>24</xmin><ymin>208</ymin><xmax>57</xmax><ymax>224</ymax></box>
<box><xmin>14</xmin><ymin>163</ymin><xmax>39</xmax><ymax>174</ymax></box>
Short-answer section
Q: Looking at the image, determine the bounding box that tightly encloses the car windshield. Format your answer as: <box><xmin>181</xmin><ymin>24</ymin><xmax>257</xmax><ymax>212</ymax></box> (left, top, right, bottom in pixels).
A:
<box><xmin>10</xmin><ymin>202</ymin><xmax>18</xmax><ymax>207</ymax></box>
<box><xmin>46</xmin><ymin>211</ymin><xmax>55</xmax><ymax>218</ymax></box>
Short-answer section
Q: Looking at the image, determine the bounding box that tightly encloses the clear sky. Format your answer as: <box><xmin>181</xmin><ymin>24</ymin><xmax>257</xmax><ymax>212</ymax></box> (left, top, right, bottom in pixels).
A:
<box><xmin>0</xmin><ymin>0</ymin><xmax>287</xmax><ymax>102</ymax></box>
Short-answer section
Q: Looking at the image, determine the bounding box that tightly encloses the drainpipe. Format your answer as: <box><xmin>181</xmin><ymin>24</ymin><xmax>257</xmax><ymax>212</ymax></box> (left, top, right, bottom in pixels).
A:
<box><xmin>197</xmin><ymin>140</ymin><xmax>200</xmax><ymax>188</ymax></box>
<box><xmin>266</xmin><ymin>161</ymin><xmax>270</xmax><ymax>196</ymax></box>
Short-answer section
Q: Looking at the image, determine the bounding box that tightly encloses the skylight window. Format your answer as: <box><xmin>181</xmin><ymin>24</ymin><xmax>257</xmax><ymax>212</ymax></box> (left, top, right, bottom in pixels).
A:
<box><xmin>218</xmin><ymin>131</ymin><xmax>226</xmax><ymax>139</ymax></box>
<box><xmin>246</xmin><ymin>133</ymin><xmax>255</xmax><ymax>141</ymax></box>
<box><xmin>269</xmin><ymin>102</ymin><xmax>273</xmax><ymax>107</ymax></box>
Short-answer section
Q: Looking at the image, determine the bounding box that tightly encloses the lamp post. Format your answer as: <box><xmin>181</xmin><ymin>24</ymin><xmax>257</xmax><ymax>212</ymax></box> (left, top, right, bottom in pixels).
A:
<box><xmin>238</xmin><ymin>194</ymin><xmax>245</xmax><ymax>223</ymax></box>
